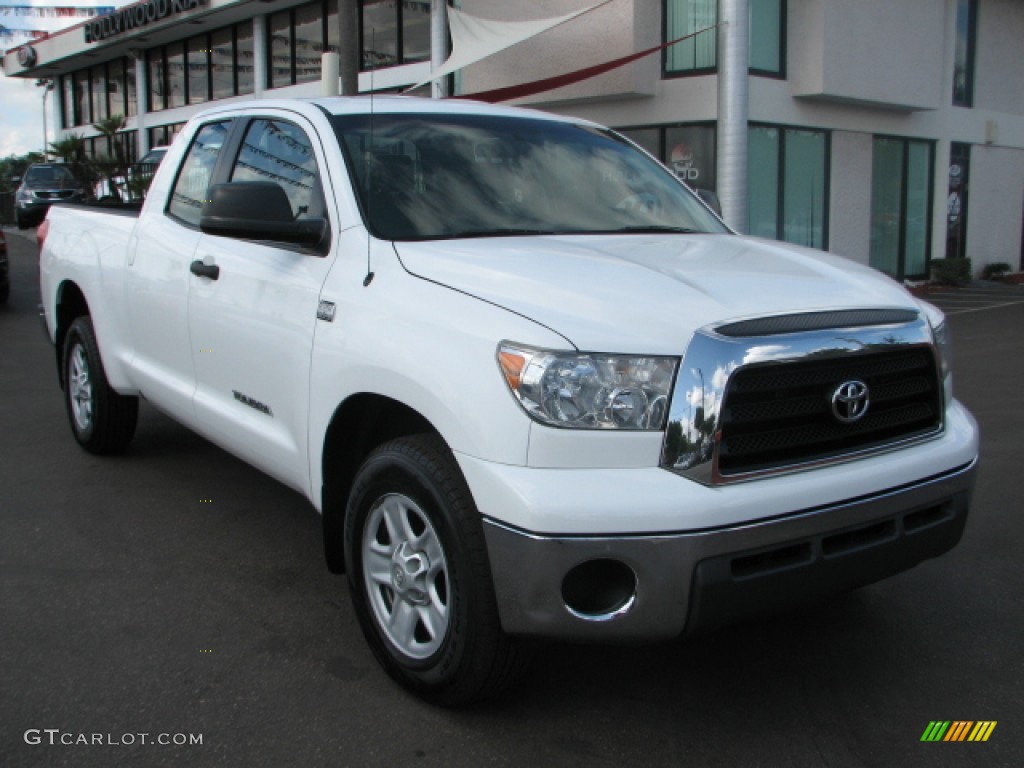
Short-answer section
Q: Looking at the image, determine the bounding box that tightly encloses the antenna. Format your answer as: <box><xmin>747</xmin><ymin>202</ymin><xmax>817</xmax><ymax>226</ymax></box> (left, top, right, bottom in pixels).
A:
<box><xmin>363</xmin><ymin>29</ymin><xmax>376</xmax><ymax>288</ymax></box>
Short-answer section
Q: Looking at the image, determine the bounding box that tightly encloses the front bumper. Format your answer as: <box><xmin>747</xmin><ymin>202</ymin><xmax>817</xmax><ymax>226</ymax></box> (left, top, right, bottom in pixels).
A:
<box><xmin>482</xmin><ymin>460</ymin><xmax>975</xmax><ymax>641</ymax></box>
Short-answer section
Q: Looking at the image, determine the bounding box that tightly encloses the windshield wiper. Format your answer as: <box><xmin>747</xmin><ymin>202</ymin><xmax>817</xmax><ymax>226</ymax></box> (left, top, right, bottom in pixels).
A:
<box><xmin>599</xmin><ymin>225</ymin><xmax>704</xmax><ymax>234</ymax></box>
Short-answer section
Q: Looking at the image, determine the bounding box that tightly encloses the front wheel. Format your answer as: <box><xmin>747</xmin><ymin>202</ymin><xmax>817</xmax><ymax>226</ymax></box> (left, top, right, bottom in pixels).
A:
<box><xmin>63</xmin><ymin>316</ymin><xmax>138</xmax><ymax>454</ymax></box>
<box><xmin>344</xmin><ymin>434</ymin><xmax>530</xmax><ymax>705</ymax></box>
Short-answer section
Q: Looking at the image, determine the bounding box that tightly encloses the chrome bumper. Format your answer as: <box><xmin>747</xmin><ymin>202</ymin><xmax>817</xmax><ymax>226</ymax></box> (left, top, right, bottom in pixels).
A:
<box><xmin>482</xmin><ymin>460</ymin><xmax>976</xmax><ymax>641</ymax></box>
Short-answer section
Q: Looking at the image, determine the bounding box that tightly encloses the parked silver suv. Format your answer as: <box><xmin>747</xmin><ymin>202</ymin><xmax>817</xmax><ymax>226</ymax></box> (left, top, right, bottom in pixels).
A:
<box><xmin>15</xmin><ymin>164</ymin><xmax>86</xmax><ymax>229</ymax></box>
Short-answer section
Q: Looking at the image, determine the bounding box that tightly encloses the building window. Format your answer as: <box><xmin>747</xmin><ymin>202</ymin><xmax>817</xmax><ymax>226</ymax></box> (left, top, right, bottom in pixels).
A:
<box><xmin>148</xmin><ymin>122</ymin><xmax>186</xmax><ymax>150</ymax></box>
<box><xmin>748</xmin><ymin>125</ymin><xmax>828</xmax><ymax>248</ymax></box>
<box><xmin>952</xmin><ymin>0</ymin><xmax>977</xmax><ymax>107</ymax></box>
<box><xmin>188</xmin><ymin>34</ymin><xmax>211</xmax><ymax>105</ymax></box>
<box><xmin>148</xmin><ymin>48</ymin><xmax>166</xmax><ymax>112</ymax></box>
<box><xmin>267</xmin><ymin>1</ymin><xmax>333</xmax><ymax>88</ymax></box>
<box><xmin>125</xmin><ymin>59</ymin><xmax>137</xmax><ymax>118</ymax></box>
<box><xmin>61</xmin><ymin>74</ymin><xmax>76</xmax><ymax>129</ymax></box>
<box><xmin>60</xmin><ymin>58</ymin><xmax>137</xmax><ymax>128</ymax></box>
<box><xmin>664</xmin><ymin>0</ymin><xmax>784</xmax><ymax>77</ymax></box>
<box><xmin>211</xmin><ymin>27</ymin><xmax>235</xmax><ymax>100</ymax></box>
<box><xmin>90</xmin><ymin>65</ymin><xmax>107</xmax><ymax>122</ymax></box>
<box><xmin>362</xmin><ymin>0</ymin><xmax>432</xmax><ymax>71</ymax></box>
<box><xmin>236</xmin><ymin>21</ymin><xmax>256</xmax><ymax>95</ymax></box>
<box><xmin>870</xmin><ymin>137</ymin><xmax>933</xmax><ymax>280</ymax></box>
<box><xmin>665</xmin><ymin>0</ymin><xmax>717</xmax><ymax>74</ymax></box>
<box><xmin>617</xmin><ymin>123</ymin><xmax>717</xmax><ymax>197</ymax></box>
<box><xmin>145</xmin><ymin>21</ymin><xmax>253</xmax><ymax>112</ymax></box>
<box><xmin>946</xmin><ymin>143</ymin><xmax>971</xmax><ymax>260</ymax></box>
<box><xmin>108</xmin><ymin>60</ymin><xmax>126</xmax><ymax>119</ymax></box>
<box><xmin>166</xmin><ymin>42</ymin><xmax>186</xmax><ymax>109</ymax></box>
<box><xmin>750</xmin><ymin>0</ymin><xmax>784</xmax><ymax>76</ymax></box>
<box><xmin>666</xmin><ymin>124</ymin><xmax>717</xmax><ymax>195</ymax></box>
<box><xmin>295</xmin><ymin>2</ymin><xmax>324</xmax><ymax>84</ymax></box>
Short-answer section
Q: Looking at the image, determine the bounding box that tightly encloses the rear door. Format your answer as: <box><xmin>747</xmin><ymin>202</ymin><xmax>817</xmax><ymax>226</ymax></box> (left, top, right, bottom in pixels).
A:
<box><xmin>186</xmin><ymin>112</ymin><xmax>337</xmax><ymax>493</ymax></box>
<box><xmin>126</xmin><ymin>120</ymin><xmax>232</xmax><ymax>425</ymax></box>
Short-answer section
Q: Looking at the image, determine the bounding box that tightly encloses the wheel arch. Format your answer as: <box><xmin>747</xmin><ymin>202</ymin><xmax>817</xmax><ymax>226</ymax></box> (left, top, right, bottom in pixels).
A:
<box><xmin>321</xmin><ymin>392</ymin><xmax>440</xmax><ymax>574</ymax></box>
<box><xmin>54</xmin><ymin>280</ymin><xmax>90</xmax><ymax>389</ymax></box>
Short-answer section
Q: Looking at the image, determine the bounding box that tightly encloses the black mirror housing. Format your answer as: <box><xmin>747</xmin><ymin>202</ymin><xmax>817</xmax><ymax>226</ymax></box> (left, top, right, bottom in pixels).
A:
<box><xmin>200</xmin><ymin>181</ymin><xmax>328</xmax><ymax>248</ymax></box>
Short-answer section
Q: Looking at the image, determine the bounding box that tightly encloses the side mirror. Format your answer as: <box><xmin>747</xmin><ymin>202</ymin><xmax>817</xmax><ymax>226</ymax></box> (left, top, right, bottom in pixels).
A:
<box><xmin>200</xmin><ymin>181</ymin><xmax>327</xmax><ymax>248</ymax></box>
<box><xmin>694</xmin><ymin>188</ymin><xmax>723</xmax><ymax>217</ymax></box>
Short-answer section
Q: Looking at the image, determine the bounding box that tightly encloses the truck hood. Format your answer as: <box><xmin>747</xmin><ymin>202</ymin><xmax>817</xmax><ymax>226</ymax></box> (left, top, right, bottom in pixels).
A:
<box><xmin>394</xmin><ymin>234</ymin><xmax>917</xmax><ymax>353</ymax></box>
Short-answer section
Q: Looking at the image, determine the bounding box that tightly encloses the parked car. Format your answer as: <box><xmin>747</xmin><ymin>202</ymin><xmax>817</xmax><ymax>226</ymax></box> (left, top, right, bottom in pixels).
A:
<box><xmin>15</xmin><ymin>164</ymin><xmax>87</xmax><ymax>229</ymax></box>
<box><xmin>125</xmin><ymin>146</ymin><xmax>168</xmax><ymax>199</ymax></box>
<box><xmin>0</xmin><ymin>229</ymin><xmax>8</xmax><ymax>303</ymax></box>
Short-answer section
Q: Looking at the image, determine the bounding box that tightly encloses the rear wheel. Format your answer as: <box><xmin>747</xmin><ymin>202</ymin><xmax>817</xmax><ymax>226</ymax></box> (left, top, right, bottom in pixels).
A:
<box><xmin>63</xmin><ymin>316</ymin><xmax>138</xmax><ymax>454</ymax></box>
<box><xmin>344</xmin><ymin>434</ymin><xmax>530</xmax><ymax>705</ymax></box>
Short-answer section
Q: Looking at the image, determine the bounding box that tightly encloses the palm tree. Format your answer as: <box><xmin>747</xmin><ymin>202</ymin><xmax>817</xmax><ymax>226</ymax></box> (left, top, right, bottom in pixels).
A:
<box><xmin>48</xmin><ymin>134</ymin><xmax>94</xmax><ymax>196</ymax></box>
<box><xmin>92</xmin><ymin>115</ymin><xmax>128</xmax><ymax>200</ymax></box>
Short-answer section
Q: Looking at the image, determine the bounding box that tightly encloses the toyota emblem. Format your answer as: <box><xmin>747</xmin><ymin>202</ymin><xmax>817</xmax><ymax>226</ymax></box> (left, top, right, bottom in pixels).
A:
<box><xmin>831</xmin><ymin>380</ymin><xmax>870</xmax><ymax>423</ymax></box>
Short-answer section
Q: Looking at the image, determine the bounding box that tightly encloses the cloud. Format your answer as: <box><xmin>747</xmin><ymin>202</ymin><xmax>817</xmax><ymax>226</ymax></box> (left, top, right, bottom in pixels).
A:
<box><xmin>0</xmin><ymin>74</ymin><xmax>47</xmax><ymax>157</ymax></box>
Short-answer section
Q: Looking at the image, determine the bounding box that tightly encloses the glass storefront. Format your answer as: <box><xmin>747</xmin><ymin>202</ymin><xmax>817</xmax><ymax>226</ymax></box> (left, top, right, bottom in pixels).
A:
<box><xmin>870</xmin><ymin>137</ymin><xmax>933</xmax><ymax>279</ymax></box>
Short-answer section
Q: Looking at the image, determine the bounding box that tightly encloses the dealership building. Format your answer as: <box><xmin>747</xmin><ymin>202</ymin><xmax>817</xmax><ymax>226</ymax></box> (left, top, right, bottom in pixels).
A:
<box><xmin>3</xmin><ymin>0</ymin><xmax>1023</xmax><ymax>279</ymax></box>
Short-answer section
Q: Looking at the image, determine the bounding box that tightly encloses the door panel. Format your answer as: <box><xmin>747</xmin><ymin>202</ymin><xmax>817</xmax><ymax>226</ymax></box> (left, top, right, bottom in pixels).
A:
<box><xmin>127</xmin><ymin>121</ymin><xmax>230</xmax><ymax>424</ymax></box>
<box><xmin>187</xmin><ymin>116</ymin><xmax>334</xmax><ymax>494</ymax></box>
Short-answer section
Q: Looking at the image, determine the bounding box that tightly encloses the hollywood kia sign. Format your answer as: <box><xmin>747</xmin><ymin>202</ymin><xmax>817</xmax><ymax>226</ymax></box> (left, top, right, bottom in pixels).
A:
<box><xmin>84</xmin><ymin>0</ymin><xmax>208</xmax><ymax>44</ymax></box>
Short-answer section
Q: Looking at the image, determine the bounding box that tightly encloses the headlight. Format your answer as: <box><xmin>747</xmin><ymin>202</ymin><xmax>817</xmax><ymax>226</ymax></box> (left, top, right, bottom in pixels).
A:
<box><xmin>931</xmin><ymin>318</ymin><xmax>953</xmax><ymax>407</ymax></box>
<box><xmin>498</xmin><ymin>342</ymin><xmax>678</xmax><ymax>430</ymax></box>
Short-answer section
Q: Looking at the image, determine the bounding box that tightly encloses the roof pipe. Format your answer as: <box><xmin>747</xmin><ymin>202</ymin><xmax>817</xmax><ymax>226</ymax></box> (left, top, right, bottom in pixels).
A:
<box><xmin>717</xmin><ymin>0</ymin><xmax>749</xmax><ymax>232</ymax></box>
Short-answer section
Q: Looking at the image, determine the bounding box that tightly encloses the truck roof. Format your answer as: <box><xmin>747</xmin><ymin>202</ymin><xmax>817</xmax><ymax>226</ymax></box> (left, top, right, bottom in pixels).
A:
<box><xmin>189</xmin><ymin>95</ymin><xmax>596</xmax><ymax>127</ymax></box>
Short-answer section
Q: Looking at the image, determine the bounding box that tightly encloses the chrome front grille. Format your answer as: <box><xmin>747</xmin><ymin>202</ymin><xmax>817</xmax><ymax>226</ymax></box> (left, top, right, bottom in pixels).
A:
<box><xmin>718</xmin><ymin>348</ymin><xmax>940</xmax><ymax>475</ymax></box>
<box><xmin>662</xmin><ymin>311</ymin><xmax>943</xmax><ymax>485</ymax></box>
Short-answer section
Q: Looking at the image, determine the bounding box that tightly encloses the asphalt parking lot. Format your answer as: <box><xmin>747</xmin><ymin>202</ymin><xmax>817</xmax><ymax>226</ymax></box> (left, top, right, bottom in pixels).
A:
<box><xmin>2</xmin><ymin>229</ymin><xmax>1021</xmax><ymax>768</ymax></box>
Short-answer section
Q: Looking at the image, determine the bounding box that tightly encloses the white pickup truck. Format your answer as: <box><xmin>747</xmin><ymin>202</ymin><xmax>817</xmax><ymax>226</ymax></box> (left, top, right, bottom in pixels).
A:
<box><xmin>39</xmin><ymin>97</ymin><xmax>978</xmax><ymax>705</ymax></box>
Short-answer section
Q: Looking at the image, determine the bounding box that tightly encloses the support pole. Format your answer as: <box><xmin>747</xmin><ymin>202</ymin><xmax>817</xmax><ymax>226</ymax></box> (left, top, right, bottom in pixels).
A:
<box><xmin>717</xmin><ymin>0</ymin><xmax>749</xmax><ymax>232</ymax></box>
<box><xmin>431</xmin><ymin>0</ymin><xmax>448</xmax><ymax>99</ymax></box>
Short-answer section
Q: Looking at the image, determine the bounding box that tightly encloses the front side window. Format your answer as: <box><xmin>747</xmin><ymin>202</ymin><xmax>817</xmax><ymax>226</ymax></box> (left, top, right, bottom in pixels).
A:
<box><xmin>333</xmin><ymin>114</ymin><xmax>729</xmax><ymax>241</ymax></box>
<box><xmin>168</xmin><ymin>122</ymin><xmax>230</xmax><ymax>227</ymax></box>
<box><xmin>231</xmin><ymin>119</ymin><xmax>324</xmax><ymax>220</ymax></box>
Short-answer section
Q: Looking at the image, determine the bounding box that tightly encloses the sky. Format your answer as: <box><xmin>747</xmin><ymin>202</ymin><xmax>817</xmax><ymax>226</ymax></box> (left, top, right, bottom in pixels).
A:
<box><xmin>0</xmin><ymin>0</ymin><xmax>128</xmax><ymax>157</ymax></box>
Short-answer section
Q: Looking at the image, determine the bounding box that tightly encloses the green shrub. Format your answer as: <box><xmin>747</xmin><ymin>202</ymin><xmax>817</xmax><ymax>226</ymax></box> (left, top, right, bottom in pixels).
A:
<box><xmin>981</xmin><ymin>262</ymin><xmax>1012</xmax><ymax>280</ymax></box>
<box><xmin>930</xmin><ymin>258</ymin><xmax>972</xmax><ymax>286</ymax></box>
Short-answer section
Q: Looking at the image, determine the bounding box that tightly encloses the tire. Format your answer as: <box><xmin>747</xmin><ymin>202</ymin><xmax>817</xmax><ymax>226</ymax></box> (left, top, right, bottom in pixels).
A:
<box><xmin>344</xmin><ymin>434</ymin><xmax>530</xmax><ymax>705</ymax></box>
<box><xmin>63</xmin><ymin>316</ymin><xmax>138</xmax><ymax>454</ymax></box>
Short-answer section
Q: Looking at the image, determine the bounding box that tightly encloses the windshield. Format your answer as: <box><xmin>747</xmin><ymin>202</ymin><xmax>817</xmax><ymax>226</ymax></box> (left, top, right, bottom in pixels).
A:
<box><xmin>331</xmin><ymin>113</ymin><xmax>729</xmax><ymax>241</ymax></box>
<box><xmin>25</xmin><ymin>165</ymin><xmax>77</xmax><ymax>187</ymax></box>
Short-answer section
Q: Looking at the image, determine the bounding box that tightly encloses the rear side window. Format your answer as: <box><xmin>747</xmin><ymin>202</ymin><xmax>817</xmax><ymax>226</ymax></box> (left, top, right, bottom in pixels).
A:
<box><xmin>229</xmin><ymin>119</ymin><xmax>325</xmax><ymax>220</ymax></box>
<box><xmin>168</xmin><ymin>121</ymin><xmax>230</xmax><ymax>226</ymax></box>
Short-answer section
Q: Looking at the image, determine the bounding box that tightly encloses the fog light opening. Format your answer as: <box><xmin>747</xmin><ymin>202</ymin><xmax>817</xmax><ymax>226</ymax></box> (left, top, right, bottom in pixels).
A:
<box><xmin>561</xmin><ymin>558</ymin><xmax>637</xmax><ymax>621</ymax></box>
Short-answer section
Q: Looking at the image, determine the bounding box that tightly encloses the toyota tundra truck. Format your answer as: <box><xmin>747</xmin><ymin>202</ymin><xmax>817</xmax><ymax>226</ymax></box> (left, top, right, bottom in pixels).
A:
<box><xmin>38</xmin><ymin>97</ymin><xmax>979</xmax><ymax>705</ymax></box>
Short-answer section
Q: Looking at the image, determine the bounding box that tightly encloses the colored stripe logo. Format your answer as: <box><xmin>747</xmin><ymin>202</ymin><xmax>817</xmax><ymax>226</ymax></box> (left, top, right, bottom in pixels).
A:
<box><xmin>921</xmin><ymin>721</ymin><xmax>997</xmax><ymax>742</ymax></box>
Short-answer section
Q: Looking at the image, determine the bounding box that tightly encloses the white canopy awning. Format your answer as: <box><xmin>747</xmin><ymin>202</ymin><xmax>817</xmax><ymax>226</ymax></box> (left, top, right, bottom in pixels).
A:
<box><xmin>405</xmin><ymin>2</ymin><xmax>610</xmax><ymax>93</ymax></box>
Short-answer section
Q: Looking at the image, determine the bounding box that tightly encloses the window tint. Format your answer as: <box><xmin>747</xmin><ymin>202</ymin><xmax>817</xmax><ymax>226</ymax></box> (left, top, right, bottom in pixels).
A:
<box><xmin>230</xmin><ymin>119</ymin><xmax>324</xmax><ymax>220</ymax></box>
<box><xmin>169</xmin><ymin>122</ymin><xmax>230</xmax><ymax>226</ymax></box>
